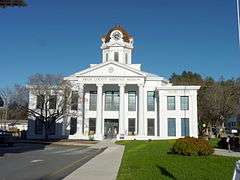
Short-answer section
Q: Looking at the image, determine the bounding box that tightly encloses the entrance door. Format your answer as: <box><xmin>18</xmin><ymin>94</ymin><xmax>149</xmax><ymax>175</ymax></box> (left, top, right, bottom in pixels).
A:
<box><xmin>104</xmin><ymin>119</ymin><xmax>119</xmax><ymax>139</ymax></box>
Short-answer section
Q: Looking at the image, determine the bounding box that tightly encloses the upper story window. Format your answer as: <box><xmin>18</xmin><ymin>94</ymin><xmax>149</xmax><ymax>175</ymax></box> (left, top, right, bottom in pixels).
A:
<box><xmin>36</xmin><ymin>95</ymin><xmax>44</xmax><ymax>109</ymax></box>
<box><xmin>167</xmin><ymin>96</ymin><xmax>175</xmax><ymax>110</ymax></box>
<box><xmin>49</xmin><ymin>95</ymin><xmax>57</xmax><ymax>109</ymax></box>
<box><xmin>180</xmin><ymin>96</ymin><xmax>189</xmax><ymax>110</ymax></box>
<box><xmin>147</xmin><ymin>91</ymin><xmax>155</xmax><ymax>111</ymax></box>
<box><xmin>71</xmin><ymin>91</ymin><xmax>78</xmax><ymax>110</ymax></box>
<box><xmin>114</xmin><ymin>52</ymin><xmax>119</xmax><ymax>62</ymax></box>
<box><xmin>89</xmin><ymin>91</ymin><xmax>97</xmax><ymax>111</ymax></box>
<box><xmin>128</xmin><ymin>91</ymin><xmax>136</xmax><ymax>111</ymax></box>
<box><xmin>105</xmin><ymin>91</ymin><xmax>119</xmax><ymax>111</ymax></box>
<box><xmin>125</xmin><ymin>53</ymin><xmax>128</xmax><ymax>64</ymax></box>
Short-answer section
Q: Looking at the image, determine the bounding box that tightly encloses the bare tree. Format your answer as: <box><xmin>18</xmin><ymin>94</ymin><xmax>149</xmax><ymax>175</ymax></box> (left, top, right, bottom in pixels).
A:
<box><xmin>0</xmin><ymin>87</ymin><xmax>14</xmax><ymax>129</ymax></box>
<box><xmin>24</xmin><ymin>73</ymin><xmax>75</xmax><ymax>140</ymax></box>
<box><xmin>0</xmin><ymin>85</ymin><xmax>28</xmax><ymax>129</ymax></box>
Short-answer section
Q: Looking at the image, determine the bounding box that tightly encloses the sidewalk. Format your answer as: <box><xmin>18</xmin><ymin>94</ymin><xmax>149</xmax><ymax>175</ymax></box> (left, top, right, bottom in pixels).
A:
<box><xmin>214</xmin><ymin>148</ymin><xmax>240</xmax><ymax>157</ymax></box>
<box><xmin>64</xmin><ymin>139</ymin><xmax>125</xmax><ymax>180</ymax></box>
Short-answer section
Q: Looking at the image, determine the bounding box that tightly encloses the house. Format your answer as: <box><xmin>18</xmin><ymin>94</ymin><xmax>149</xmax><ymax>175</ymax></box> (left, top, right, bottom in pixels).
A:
<box><xmin>27</xmin><ymin>26</ymin><xmax>200</xmax><ymax>140</ymax></box>
<box><xmin>0</xmin><ymin>119</ymin><xmax>28</xmax><ymax>131</ymax></box>
<box><xmin>226</xmin><ymin>115</ymin><xmax>240</xmax><ymax>133</ymax></box>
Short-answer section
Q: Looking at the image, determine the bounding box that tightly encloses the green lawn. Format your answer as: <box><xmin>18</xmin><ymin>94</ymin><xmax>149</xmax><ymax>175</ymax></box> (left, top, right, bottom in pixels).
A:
<box><xmin>116</xmin><ymin>140</ymin><xmax>238</xmax><ymax>180</ymax></box>
<box><xmin>209</xmin><ymin>138</ymin><xmax>220</xmax><ymax>148</ymax></box>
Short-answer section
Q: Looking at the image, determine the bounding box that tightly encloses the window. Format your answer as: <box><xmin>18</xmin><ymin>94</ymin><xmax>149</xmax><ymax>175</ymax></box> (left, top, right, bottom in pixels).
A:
<box><xmin>35</xmin><ymin>117</ymin><xmax>43</xmax><ymax>135</ymax></box>
<box><xmin>167</xmin><ymin>96</ymin><xmax>175</xmax><ymax>110</ymax></box>
<box><xmin>89</xmin><ymin>91</ymin><xmax>97</xmax><ymax>111</ymax></box>
<box><xmin>70</xmin><ymin>117</ymin><xmax>77</xmax><ymax>135</ymax></box>
<box><xmin>147</xmin><ymin>91</ymin><xmax>155</xmax><ymax>111</ymax></box>
<box><xmin>125</xmin><ymin>53</ymin><xmax>128</xmax><ymax>64</ymax></box>
<box><xmin>180</xmin><ymin>96</ymin><xmax>189</xmax><ymax>110</ymax></box>
<box><xmin>71</xmin><ymin>91</ymin><xmax>78</xmax><ymax>110</ymax></box>
<box><xmin>181</xmin><ymin>118</ymin><xmax>189</xmax><ymax>136</ymax></box>
<box><xmin>168</xmin><ymin>118</ymin><xmax>176</xmax><ymax>136</ymax></box>
<box><xmin>36</xmin><ymin>95</ymin><xmax>44</xmax><ymax>109</ymax></box>
<box><xmin>128</xmin><ymin>91</ymin><xmax>136</xmax><ymax>111</ymax></box>
<box><xmin>128</xmin><ymin>118</ymin><xmax>135</xmax><ymax>135</ymax></box>
<box><xmin>105</xmin><ymin>91</ymin><xmax>119</xmax><ymax>111</ymax></box>
<box><xmin>49</xmin><ymin>95</ymin><xmax>57</xmax><ymax>109</ymax></box>
<box><xmin>106</xmin><ymin>53</ymin><xmax>109</xmax><ymax>61</ymax></box>
<box><xmin>89</xmin><ymin>118</ymin><xmax>96</xmax><ymax>134</ymax></box>
<box><xmin>114</xmin><ymin>52</ymin><xmax>119</xmax><ymax>62</ymax></box>
<box><xmin>48</xmin><ymin>117</ymin><xmax>56</xmax><ymax>135</ymax></box>
<box><xmin>147</xmin><ymin>118</ymin><xmax>155</xmax><ymax>136</ymax></box>
<box><xmin>0</xmin><ymin>97</ymin><xmax>4</xmax><ymax>107</ymax></box>
<box><xmin>232</xmin><ymin>122</ymin><xmax>236</xmax><ymax>127</ymax></box>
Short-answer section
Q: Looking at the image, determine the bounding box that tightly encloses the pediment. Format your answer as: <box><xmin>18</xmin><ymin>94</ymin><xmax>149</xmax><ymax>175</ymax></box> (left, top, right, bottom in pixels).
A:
<box><xmin>75</xmin><ymin>62</ymin><xmax>146</xmax><ymax>78</ymax></box>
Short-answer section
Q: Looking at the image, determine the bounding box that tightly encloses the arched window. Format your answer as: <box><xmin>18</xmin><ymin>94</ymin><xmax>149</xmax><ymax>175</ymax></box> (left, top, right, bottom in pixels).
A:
<box><xmin>114</xmin><ymin>52</ymin><xmax>119</xmax><ymax>62</ymax></box>
<box><xmin>125</xmin><ymin>53</ymin><xmax>128</xmax><ymax>64</ymax></box>
<box><xmin>0</xmin><ymin>96</ymin><xmax>4</xmax><ymax>107</ymax></box>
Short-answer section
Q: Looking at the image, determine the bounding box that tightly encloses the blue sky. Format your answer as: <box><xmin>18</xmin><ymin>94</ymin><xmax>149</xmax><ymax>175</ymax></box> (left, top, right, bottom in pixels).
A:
<box><xmin>0</xmin><ymin>0</ymin><xmax>239</xmax><ymax>87</ymax></box>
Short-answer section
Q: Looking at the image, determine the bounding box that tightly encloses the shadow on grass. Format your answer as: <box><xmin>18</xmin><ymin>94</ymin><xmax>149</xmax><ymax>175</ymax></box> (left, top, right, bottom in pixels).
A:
<box><xmin>156</xmin><ymin>165</ymin><xmax>176</xmax><ymax>180</ymax></box>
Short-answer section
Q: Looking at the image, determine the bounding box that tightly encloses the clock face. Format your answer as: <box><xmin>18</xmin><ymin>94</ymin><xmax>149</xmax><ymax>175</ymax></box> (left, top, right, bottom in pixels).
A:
<box><xmin>112</xmin><ymin>31</ymin><xmax>121</xmax><ymax>40</ymax></box>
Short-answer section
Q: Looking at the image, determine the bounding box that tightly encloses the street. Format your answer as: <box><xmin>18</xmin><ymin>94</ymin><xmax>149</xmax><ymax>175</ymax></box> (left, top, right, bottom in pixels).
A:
<box><xmin>0</xmin><ymin>143</ymin><xmax>103</xmax><ymax>180</ymax></box>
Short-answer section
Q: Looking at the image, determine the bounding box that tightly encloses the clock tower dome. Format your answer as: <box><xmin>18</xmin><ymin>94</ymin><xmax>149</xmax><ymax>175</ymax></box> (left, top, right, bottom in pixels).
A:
<box><xmin>101</xmin><ymin>25</ymin><xmax>133</xmax><ymax>64</ymax></box>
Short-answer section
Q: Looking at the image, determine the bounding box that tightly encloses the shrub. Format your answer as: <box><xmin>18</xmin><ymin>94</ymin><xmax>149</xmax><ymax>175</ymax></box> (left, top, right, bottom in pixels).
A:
<box><xmin>217</xmin><ymin>137</ymin><xmax>240</xmax><ymax>151</ymax></box>
<box><xmin>171</xmin><ymin>137</ymin><xmax>214</xmax><ymax>156</ymax></box>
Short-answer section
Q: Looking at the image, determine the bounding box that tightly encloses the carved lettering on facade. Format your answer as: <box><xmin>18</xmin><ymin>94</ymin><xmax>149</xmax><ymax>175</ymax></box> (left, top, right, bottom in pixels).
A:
<box><xmin>79</xmin><ymin>77</ymin><xmax>143</xmax><ymax>84</ymax></box>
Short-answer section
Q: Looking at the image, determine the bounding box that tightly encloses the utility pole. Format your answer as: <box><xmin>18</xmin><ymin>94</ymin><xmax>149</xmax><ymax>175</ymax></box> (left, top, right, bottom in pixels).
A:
<box><xmin>237</xmin><ymin>0</ymin><xmax>240</xmax><ymax>46</ymax></box>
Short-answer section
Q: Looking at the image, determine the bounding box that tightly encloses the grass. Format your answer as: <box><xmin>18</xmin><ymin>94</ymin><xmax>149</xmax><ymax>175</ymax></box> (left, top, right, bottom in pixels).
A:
<box><xmin>116</xmin><ymin>140</ymin><xmax>238</xmax><ymax>180</ymax></box>
<box><xmin>209</xmin><ymin>138</ymin><xmax>220</xmax><ymax>148</ymax></box>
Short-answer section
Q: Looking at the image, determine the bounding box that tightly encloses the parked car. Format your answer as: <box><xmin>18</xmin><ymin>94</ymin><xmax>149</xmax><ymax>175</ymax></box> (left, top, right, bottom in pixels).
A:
<box><xmin>0</xmin><ymin>130</ymin><xmax>14</xmax><ymax>147</ymax></box>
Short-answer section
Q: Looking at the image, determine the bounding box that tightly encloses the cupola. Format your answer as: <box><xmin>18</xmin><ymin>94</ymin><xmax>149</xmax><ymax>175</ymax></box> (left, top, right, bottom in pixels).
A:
<box><xmin>101</xmin><ymin>25</ymin><xmax>134</xmax><ymax>64</ymax></box>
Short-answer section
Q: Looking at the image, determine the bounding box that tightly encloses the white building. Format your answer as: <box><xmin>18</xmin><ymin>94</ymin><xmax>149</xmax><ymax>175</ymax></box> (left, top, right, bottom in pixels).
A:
<box><xmin>28</xmin><ymin>26</ymin><xmax>200</xmax><ymax>140</ymax></box>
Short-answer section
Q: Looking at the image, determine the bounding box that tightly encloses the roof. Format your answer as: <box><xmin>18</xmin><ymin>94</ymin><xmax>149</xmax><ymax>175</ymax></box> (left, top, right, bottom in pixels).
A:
<box><xmin>102</xmin><ymin>25</ymin><xmax>132</xmax><ymax>43</ymax></box>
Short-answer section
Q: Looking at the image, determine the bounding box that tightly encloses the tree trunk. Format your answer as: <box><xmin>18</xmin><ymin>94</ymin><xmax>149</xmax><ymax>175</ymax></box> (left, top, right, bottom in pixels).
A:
<box><xmin>44</xmin><ymin>127</ymin><xmax>48</xmax><ymax>140</ymax></box>
<box><xmin>44</xmin><ymin>121</ymin><xmax>49</xmax><ymax>140</ymax></box>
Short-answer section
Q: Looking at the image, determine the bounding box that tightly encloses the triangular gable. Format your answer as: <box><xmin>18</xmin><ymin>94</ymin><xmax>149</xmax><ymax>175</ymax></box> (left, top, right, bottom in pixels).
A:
<box><xmin>74</xmin><ymin>61</ymin><xmax>146</xmax><ymax>77</ymax></box>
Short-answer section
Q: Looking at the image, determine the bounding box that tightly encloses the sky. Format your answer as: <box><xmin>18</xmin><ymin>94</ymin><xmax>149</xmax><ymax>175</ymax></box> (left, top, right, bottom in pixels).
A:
<box><xmin>0</xmin><ymin>0</ymin><xmax>239</xmax><ymax>87</ymax></box>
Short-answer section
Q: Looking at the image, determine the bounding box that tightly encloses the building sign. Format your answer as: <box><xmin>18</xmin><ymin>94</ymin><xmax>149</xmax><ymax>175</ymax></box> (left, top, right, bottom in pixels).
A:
<box><xmin>78</xmin><ymin>77</ymin><xmax>144</xmax><ymax>84</ymax></box>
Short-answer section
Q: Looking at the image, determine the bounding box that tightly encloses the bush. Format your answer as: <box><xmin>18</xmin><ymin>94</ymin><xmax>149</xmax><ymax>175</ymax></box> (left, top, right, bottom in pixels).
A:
<box><xmin>217</xmin><ymin>137</ymin><xmax>240</xmax><ymax>151</ymax></box>
<box><xmin>171</xmin><ymin>137</ymin><xmax>214</xmax><ymax>156</ymax></box>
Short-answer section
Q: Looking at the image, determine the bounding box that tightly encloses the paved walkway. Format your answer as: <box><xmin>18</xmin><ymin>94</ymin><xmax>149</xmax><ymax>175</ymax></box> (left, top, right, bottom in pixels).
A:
<box><xmin>214</xmin><ymin>148</ymin><xmax>240</xmax><ymax>157</ymax></box>
<box><xmin>64</xmin><ymin>139</ymin><xmax>125</xmax><ymax>180</ymax></box>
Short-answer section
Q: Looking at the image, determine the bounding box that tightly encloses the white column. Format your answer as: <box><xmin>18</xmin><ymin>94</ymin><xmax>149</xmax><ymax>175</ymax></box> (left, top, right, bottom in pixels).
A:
<box><xmin>96</xmin><ymin>84</ymin><xmax>103</xmax><ymax>139</ymax></box>
<box><xmin>77</xmin><ymin>83</ymin><xmax>84</xmax><ymax>136</ymax></box>
<box><xmin>119</xmin><ymin>84</ymin><xmax>125</xmax><ymax>136</ymax></box>
<box><xmin>138</xmin><ymin>84</ymin><xmax>144</xmax><ymax>136</ymax></box>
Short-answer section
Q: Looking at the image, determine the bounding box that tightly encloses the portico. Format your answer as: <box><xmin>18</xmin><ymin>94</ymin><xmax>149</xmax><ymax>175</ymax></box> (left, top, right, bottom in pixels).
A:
<box><xmin>70</xmin><ymin>81</ymin><xmax>145</xmax><ymax>140</ymax></box>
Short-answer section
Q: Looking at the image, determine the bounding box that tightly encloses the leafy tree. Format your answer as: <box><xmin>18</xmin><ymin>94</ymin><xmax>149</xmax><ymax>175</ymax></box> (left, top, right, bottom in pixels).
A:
<box><xmin>0</xmin><ymin>0</ymin><xmax>27</xmax><ymax>8</ymax></box>
<box><xmin>170</xmin><ymin>71</ymin><xmax>203</xmax><ymax>86</ymax></box>
<box><xmin>170</xmin><ymin>71</ymin><xmax>240</xmax><ymax>136</ymax></box>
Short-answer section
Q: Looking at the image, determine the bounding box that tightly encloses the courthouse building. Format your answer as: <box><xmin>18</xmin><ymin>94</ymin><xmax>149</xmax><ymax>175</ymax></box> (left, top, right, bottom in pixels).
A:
<box><xmin>28</xmin><ymin>26</ymin><xmax>200</xmax><ymax>140</ymax></box>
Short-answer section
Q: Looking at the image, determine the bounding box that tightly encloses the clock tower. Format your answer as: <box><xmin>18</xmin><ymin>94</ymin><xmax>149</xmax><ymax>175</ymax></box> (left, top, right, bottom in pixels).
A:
<box><xmin>101</xmin><ymin>25</ymin><xmax>134</xmax><ymax>64</ymax></box>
